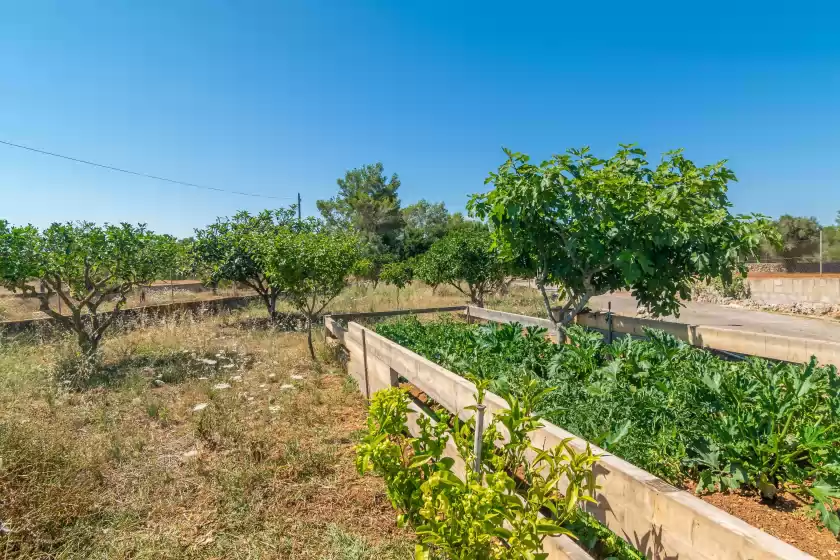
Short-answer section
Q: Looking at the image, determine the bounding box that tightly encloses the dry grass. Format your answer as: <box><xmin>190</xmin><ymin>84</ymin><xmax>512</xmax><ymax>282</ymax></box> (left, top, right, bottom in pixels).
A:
<box><xmin>0</xmin><ymin>304</ymin><xmax>412</xmax><ymax>559</ymax></box>
<box><xmin>315</xmin><ymin>282</ymin><xmax>547</xmax><ymax>318</ymax></box>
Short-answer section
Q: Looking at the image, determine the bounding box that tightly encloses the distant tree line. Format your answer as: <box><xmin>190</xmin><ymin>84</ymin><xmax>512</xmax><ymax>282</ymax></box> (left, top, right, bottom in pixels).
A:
<box><xmin>759</xmin><ymin>212</ymin><xmax>840</xmax><ymax>269</ymax></box>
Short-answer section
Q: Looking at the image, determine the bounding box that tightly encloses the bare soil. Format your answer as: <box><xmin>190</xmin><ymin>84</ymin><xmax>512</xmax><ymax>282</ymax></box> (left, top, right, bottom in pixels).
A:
<box><xmin>684</xmin><ymin>482</ymin><xmax>840</xmax><ymax>558</ymax></box>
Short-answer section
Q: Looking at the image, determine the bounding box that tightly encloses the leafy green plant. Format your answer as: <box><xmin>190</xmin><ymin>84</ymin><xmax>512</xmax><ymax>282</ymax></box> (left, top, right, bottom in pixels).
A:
<box><xmin>356</xmin><ymin>386</ymin><xmax>599</xmax><ymax>559</ymax></box>
<box><xmin>693</xmin><ymin>357</ymin><xmax>840</xmax><ymax>534</ymax></box>
<box><xmin>380</xmin><ymin>259</ymin><xmax>415</xmax><ymax>307</ymax></box>
<box><xmin>256</xmin><ymin>225</ymin><xmax>362</xmax><ymax>359</ymax></box>
<box><xmin>191</xmin><ymin>207</ymin><xmax>301</xmax><ymax>317</ymax></box>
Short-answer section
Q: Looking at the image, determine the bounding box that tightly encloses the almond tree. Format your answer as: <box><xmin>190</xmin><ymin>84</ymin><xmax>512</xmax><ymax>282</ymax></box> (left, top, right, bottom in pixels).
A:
<box><xmin>0</xmin><ymin>220</ymin><xmax>177</xmax><ymax>358</ymax></box>
<box><xmin>469</xmin><ymin>145</ymin><xmax>777</xmax><ymax>330</ymax></box>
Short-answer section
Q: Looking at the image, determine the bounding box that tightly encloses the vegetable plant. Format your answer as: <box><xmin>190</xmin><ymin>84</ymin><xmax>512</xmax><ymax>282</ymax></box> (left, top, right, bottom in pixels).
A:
<box><xmin>694</xmin><ymin>357</ymin><xmax>840</xmax><ymax>533</ymax></box>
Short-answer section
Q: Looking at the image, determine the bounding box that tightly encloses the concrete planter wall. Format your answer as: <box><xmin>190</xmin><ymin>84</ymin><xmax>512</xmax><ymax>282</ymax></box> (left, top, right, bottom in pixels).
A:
<box><xmin>325</xmin><ymin>310</ymin><xmax>813</xmax><ymax>560</ymax></box>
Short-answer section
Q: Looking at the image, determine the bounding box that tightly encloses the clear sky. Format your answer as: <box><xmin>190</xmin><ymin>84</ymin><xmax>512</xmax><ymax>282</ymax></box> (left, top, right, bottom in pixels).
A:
<box><xmin>1</xmin><ymin>1</ymin><xmax>838</xmax><ymax>237</ymax></box>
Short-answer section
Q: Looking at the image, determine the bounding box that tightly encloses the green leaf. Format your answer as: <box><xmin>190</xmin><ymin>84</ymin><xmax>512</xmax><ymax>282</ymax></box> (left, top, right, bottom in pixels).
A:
<box><xmin>408</xmin><ymin>454</ymin><xmax>433</xmax><ymax>468</ymax></box>
<box><xmin>535</xmin><ymin>520</ymin><xmax>572</xmax><ymax>535</ymax></box>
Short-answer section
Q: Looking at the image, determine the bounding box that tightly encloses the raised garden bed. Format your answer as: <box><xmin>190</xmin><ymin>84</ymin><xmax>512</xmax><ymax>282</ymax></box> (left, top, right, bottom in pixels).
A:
<box><xmin>370</xmin><ymin>313</ymin><xmax>840</xmax><ymax>558</ymax></box>
<box><xmin>326</xmin><ymin>310</ymin><xmax>819</xmax><ymax>559</ymax></box>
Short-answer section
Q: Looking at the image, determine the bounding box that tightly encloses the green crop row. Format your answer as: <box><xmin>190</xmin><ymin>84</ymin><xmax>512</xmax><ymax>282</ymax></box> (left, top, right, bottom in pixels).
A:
<box><xmin>375</xmin><ymin>316</ymin><xmax>840</xmax><ymax>536</ymax></box>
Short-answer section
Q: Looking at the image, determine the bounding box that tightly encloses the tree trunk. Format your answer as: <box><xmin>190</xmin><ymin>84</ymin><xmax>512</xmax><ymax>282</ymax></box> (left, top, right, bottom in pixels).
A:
<box><xmin>306</xmin><ymin>316</ymin><xmax>316</xmax><ymax>360</ymax></box>
<box><xmin>77</xmin><ymin>328</ymin><xmax>99</xmax><ymax>359</ymax></box>
<box><xmin>269</xmin><ymin>292</ymin><xmax>278</xmax><ymax>319</ymax></box>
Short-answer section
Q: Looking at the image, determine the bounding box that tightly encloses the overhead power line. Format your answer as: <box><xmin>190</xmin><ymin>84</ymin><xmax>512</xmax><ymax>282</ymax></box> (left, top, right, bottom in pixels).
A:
<box><xmin>0</xmin><ymin>139</ymin><xmax>293</xmax><ymax>200</ymax></box>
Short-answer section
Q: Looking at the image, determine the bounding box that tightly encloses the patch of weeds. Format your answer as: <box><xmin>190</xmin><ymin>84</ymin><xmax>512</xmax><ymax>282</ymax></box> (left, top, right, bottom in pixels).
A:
<box><xmin>195</xmin><ymin>399</ymin><xmax>242</xmax><ymax>449</ymax></box>
<box><xmin>341</xmin><ymin>374</ymin><xmax>360</xmax><ymax>395</ymax></box>
<box><xmin>108</xmin><ymin>434</ymin><xmax>129</xmax><ymax>464</ymax></box>
<box><xmin>213</xmin><ymin>461</ymin><xmax>275</xmax><ymax>526</ymax></box>
<box><xmin>57</xmin><ymin>348</ymin><xmax>253</xmax><ymax>391</ymax></box>
<box><xmin>318</xmin><ymin>337</ymin><xmax>346</xmax><ymax>366</ymax></box>
<box><xmin>145</xmin><ymin>399</ymin><xmax>170</xmax><ymax>425</ymax></box>
<box><xmin>279</xmin><ymin>439</ymin><xmax>337</xmax><ymax>481</ymax></box>
<box><xmin>51</xmin><ymin>351</ymin><xmax>104</xmax><ymax>390</ymax></box>
<box><xmin>0</xmin><ymin>419</ymin><xmax>105</xmax><ymax>554</ymax></box>
<box><xmin>322</xmin><ymin>524</ymin><xmax>414</xmax><ymax>560</ymax></box>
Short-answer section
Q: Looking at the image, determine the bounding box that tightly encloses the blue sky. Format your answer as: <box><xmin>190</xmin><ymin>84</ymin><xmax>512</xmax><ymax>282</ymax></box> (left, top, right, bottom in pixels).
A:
<box><xmin>1</xmin><ymin>1</ymin><xmax>838</xmax><ymax>237</ymax></box>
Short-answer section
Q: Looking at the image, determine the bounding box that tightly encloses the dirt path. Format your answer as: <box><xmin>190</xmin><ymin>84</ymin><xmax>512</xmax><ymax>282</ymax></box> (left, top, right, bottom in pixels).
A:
<box><xmin>589</xmin><ymin>292</ymin><xmax>840</xmax><ymax>343</ymax></box>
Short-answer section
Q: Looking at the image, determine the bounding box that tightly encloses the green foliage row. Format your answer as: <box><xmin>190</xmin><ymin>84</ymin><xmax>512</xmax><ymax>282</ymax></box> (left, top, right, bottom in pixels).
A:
<box><xmin>356</xmin><ymin>385</ymin><xmax>601</xmax><ymax>559</ymax></box>
<box><xmin>375</xmin><ymin>317</ymin><xmax>840</xmax><ymax>536</ymax></box>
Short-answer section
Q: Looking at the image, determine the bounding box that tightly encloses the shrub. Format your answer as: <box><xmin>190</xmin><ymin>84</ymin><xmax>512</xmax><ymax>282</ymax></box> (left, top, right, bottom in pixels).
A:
<box><xmin>356</xmin><ymin>386</ymin><xmax>599</xmax><ymax>559</ymax></box>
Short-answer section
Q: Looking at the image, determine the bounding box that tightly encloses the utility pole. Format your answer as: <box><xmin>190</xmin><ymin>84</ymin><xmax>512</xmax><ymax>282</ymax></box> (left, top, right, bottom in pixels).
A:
<box><xmin>297</xmin><ymin>192</ymin><xmax>302</xmax><ymax>221</ymax></box>
<box><xmin>820</xmin><ymin>228</ymin><xmax>824</xmax><ymax>276</ymax></box>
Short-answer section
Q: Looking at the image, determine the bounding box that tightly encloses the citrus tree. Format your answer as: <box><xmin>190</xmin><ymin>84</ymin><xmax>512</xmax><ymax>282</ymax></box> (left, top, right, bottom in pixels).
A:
<box><xmin>469</xmin><ymin>145</ymin><xmax>776</xmax><ymax>329</ymax></box>
<box><xmin>257</xmin><ymin>226</ymin><xmax>362</xmax><ymax>359</ymax></box>
<box><xmin>379</xmin><ymin>259</ymin><xmax>414</xmax><ymax>307</ymax></box>
<box><xmin>415</xmin><ymin>223</ymin><xmax>505</xmax><ymax>307</ymax></box>
<box><xmin>191</xmin><ymin>208</ymin><xmax>298</xmax><ymax>317</ymax></box>
<box><xmin>0</xmin><ymin>220</ymin><xmax>177</xmax><ymax>358</ymax></box>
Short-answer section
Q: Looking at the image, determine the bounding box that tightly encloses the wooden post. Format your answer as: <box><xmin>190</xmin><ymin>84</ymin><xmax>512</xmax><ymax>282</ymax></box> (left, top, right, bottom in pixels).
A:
<box><xmin>362</xmin><ymin>329</ymin><xmax>370</xmax><ymax>400</ymax></box>
<box><xmin>473</xmin><ymin>404</ymin><xmax>486</xmax><ymax>477</ymax></box>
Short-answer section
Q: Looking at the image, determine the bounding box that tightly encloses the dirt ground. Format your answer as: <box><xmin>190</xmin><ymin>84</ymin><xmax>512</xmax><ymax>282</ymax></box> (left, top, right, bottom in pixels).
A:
<box><xmin>691</xmin><ymin>485</ymin><xmax>840</xmax><ymax>558</ymax></box>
